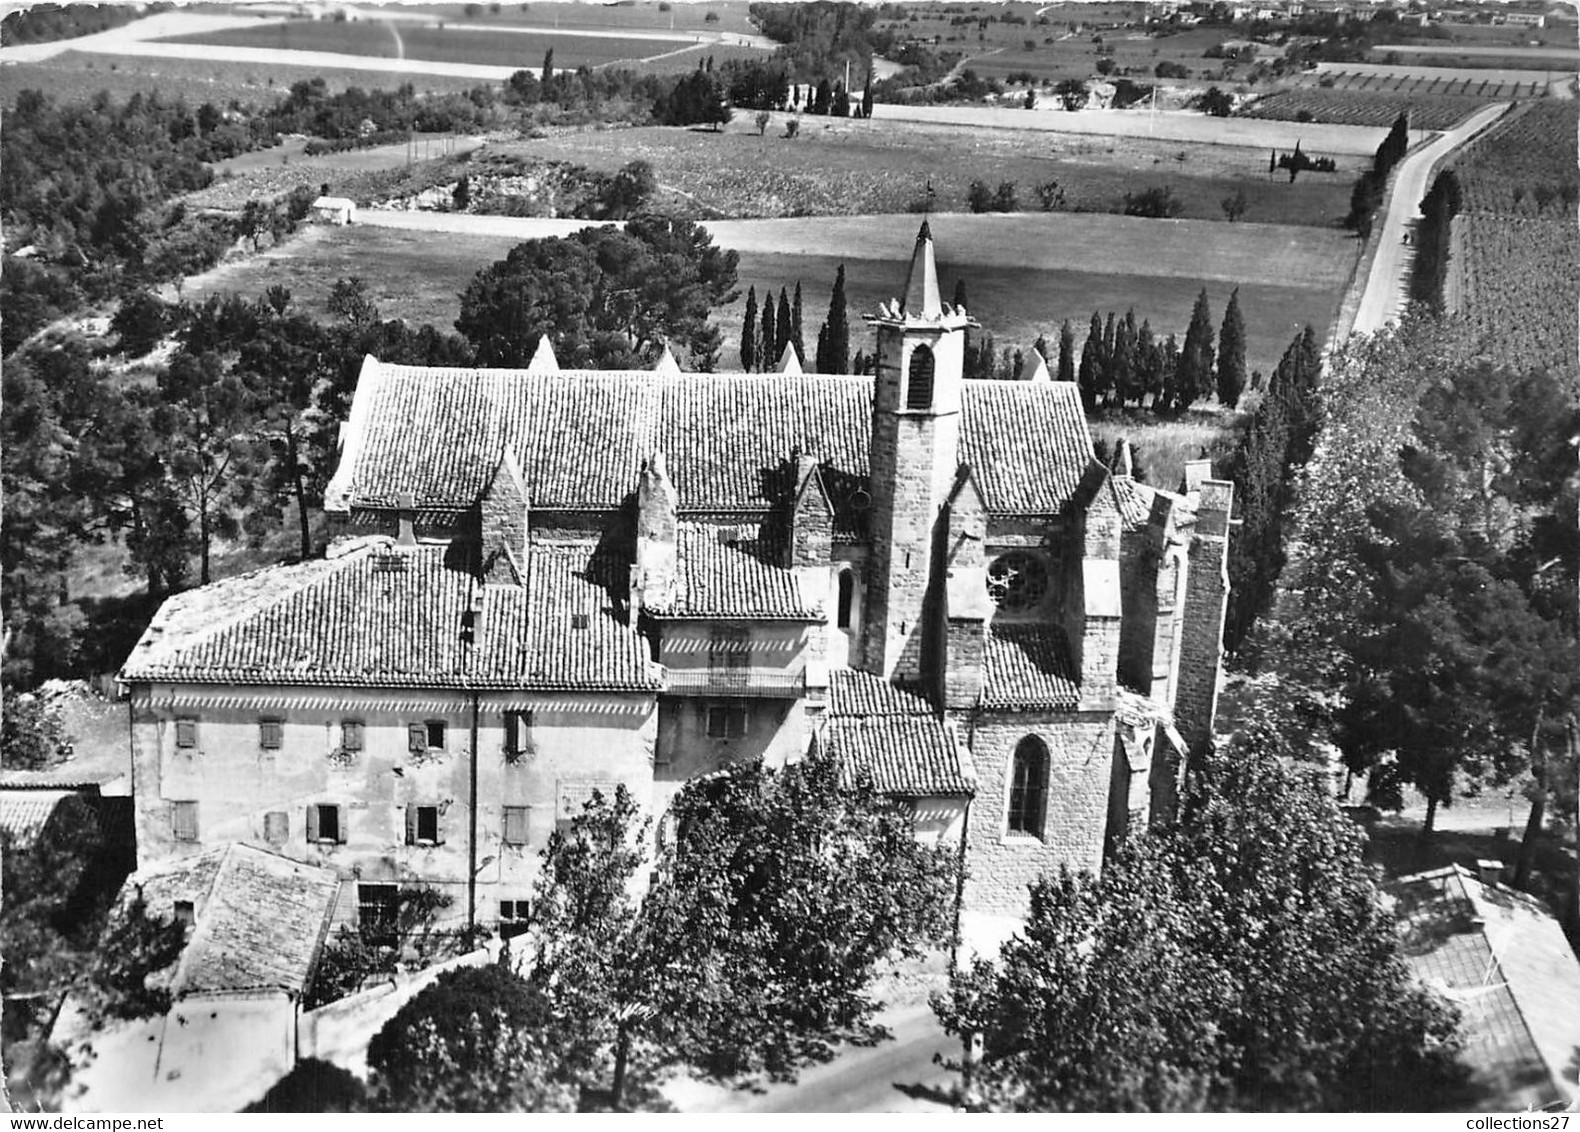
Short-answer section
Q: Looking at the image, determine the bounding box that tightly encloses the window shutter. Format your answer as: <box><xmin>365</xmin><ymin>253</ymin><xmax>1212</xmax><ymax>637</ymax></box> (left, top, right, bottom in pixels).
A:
<box><xmin>408</xmin><ymin>723</ymin><xmax>426</xmax><ymax>753</ymax></box>
<box><xmin>260</xmin><ymin>719</ymin><xmax>282</xmax><ymax>749</ymax></box>
<box><xmin>503</xmin><ymin>805</ymin><xmax>528</xmax><ymax>845</ymax></box>
<box><xmin>175</xmin><ymin>719</ymin><xmax>197</xmax><ymax>749</ymax></box>
<box><xmin>405</xmin><ymin>804</ymin><xmax>418</xmax><ymax>846</ymax></box>
<box><xmin>264</xmin><ymin>811</ymin><xmax>288</xmax><ymax>843</ymax></box>
<box><xmin>342</xmin><ymin>720</ymin><xmax>363</xmax><ymax>751</ymax></box>
<box><xmin>504</xmin><ymin>711</ymin><xmax>519</xmax><ymax>755</ymax></box>
<box><xmin>306</xmin><ymin>804</ymin><xmax>320</xmax><ymax>842</ymax></box>
<box><xmin>332</xmin><ymin>805</ymin><xmax>345</xmax><ymax>844</ymax></box>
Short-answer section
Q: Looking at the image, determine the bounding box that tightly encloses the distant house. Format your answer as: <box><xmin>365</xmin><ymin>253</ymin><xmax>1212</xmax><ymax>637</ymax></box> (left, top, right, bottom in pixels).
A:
<box><xmin>1391</xmin><ymin>863</ymin><xmax>1580</xmax><ymax>1112</ymax></box>
<box><xmin>54</xmin><ymin>844</ymin><xmax>341</xmax><ymax>1113</ymax></box>
<box><xmin>310</xmin><ymin>196</ymin><xmax>356</xmax><ymax>226</ymax></box>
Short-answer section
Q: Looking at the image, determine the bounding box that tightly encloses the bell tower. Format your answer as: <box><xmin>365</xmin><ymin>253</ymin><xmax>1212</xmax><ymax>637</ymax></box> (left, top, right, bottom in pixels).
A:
<box><xmin>862</xmin><ymin>222</ymin><xmax>976</xmax><ymax>681</ymax></box>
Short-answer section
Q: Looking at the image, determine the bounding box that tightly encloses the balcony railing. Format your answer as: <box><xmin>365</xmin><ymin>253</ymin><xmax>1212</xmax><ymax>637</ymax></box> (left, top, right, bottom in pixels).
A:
<box><xmin>663</xmin><ymin>669</ymin><xmax>805</xmax><ymax>698</ymax></box>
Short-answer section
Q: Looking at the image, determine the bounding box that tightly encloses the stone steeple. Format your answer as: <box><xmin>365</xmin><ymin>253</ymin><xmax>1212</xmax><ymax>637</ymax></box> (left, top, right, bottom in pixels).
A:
<box><xmin>901</xmin><ymin>220</ymin><xmax>943</xmax><ymax>320</ymax></box>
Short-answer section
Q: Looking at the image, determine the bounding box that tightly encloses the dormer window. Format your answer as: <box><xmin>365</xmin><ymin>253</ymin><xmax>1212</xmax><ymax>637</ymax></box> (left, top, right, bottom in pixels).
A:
<box><xmin>907</xmin><ymin>346</ymin><xmax>935</xmax><ymax>410</ymax></box>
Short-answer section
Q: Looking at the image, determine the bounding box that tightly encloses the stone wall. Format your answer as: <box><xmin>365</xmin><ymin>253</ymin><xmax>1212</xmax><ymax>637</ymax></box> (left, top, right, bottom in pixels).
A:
<box><xmin>1174</xmin><ymin>481</ymin><xmax>1232</xmax><ymax>764</ymax></box>
<box><xmin>959</xmin><ymin>709</ymin><xmax>1115</xmax><ymax>917</ymax></box>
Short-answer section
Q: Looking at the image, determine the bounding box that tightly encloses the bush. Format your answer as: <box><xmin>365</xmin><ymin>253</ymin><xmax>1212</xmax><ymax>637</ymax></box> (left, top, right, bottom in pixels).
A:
<box><xmin>246</xmin><ymin>1059</ymin><xmax>368</xmax><ymax>1113</ymax></box>
<box><xmin>1123</xmin><ymin>185</ymin><xmax>1185</xmax><ymax>219</ymax></box>
<box><xmin>967</xmin><ymin>179</ymin><xmax>993</xmax><ymax>213</ymax></box>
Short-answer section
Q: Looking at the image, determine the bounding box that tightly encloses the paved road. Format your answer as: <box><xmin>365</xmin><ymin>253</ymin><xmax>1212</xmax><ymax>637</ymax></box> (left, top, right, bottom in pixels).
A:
<box><xmin>663</xmin><ymin>1000</ymin><xmax>959</xmax><ymax>1113</ymax></box>
<box><xmin>1349</xmin><ymin>102</ymin><xmax>1511</xmax><ymax>336</ymax></box>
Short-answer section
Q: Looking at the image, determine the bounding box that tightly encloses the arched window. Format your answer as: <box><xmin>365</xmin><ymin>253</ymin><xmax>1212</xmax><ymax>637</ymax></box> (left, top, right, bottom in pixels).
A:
<box><xmin>1007</xmin><ymin>737</ymin><xmax>1048</xmax><ymax>838</ymax></box>
<box><xmin>906</xmin><ymin>345</ymin><xmax>935</xmax><ymax>410</ymax></box>
<box><xmin>836</xmin><ymin>569</ymin><xmax>855</xmax><ymax>629</ymax></box>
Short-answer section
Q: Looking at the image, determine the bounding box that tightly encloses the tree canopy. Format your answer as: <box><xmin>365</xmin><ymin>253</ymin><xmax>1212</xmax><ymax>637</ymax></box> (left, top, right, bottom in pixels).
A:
<box><xmin>933</xmin><ymin>718</ymin><xmax>1469</xmax><ymax>1111</ymax></box>
<box><xmin>455</xmin><ymin>217</ymin><xmax>738</xmax><ymax>371</ymax></box>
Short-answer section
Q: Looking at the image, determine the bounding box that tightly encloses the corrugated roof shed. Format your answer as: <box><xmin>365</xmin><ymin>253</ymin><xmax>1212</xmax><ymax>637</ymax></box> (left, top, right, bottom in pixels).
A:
<box><xmin>1392</xmin><ymin>864</ymin><xmax>1580</xmax><ymax>1111</ymax></box>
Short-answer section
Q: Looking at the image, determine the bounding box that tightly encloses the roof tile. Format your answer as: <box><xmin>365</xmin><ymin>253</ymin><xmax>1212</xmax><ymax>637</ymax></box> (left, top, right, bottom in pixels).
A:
<box><xmin>827</xmin><ymin>716</ymin><xmax>973</xmax><ymax>797</ymax></box>
<box><xmin>983</xmin><ymin>622</ymin><xmax>1081</xmax><ymax>710</ymax></box>
<box><xmin>651</xmin><ymin>523</ymin><xmax>822</xmax><ymax>620</ymax></box>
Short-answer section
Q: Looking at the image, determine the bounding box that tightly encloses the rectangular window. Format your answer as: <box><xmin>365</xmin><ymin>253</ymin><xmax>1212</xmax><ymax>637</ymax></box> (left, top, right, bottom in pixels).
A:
<box><xmin>504</xmin><ymin>710</ymin><xmax>533</xmax><ymax>758</ymax></box>
<box><xmin>425</xmin><ymin>720</ymin><xmax>447</xmax><ymax>750</ymax></box>
<box><xmin>259</xmin><ymin>718</ymin><xmax>283</xmax><ymax>750</ymax></box>
<box><xmin>407</xmin><ymin>723</ymin><xmax>427</xmax><ymax>753</ymax></box>
<box><xmin>708</xmin><ymin>627</ymin><xmax>749</xmax><ymax>687</ymax></box>
<box><xmin>264</xmin><ymin>811</ymin><xmax>288</xmax><ymax>843</ymax></box>
<box><xmin>307</xmin><ymin>803</ymin><xmax>343</xmax><ymax>844</ymax></box>
<box><xmin>341</xmin><ymin>720</ymin><xmax>364</xmax><ymax>752</ymax></box>
<box><xmin>171</xmin><ymin>800</ymin><xmax>199</xmax><ymax>841</ymax></box>
<box><xmin>498</xmin><ymin>899</ymin><xmax>529</xmax><ymax>940</ymax></box>
<box><xmin>358</xmin><ymin>883</ymin><xmax>399</xmax><ymax>940</ymax></box>
<box><xmin>503</xmin><ymin>805</ymin><xmax>529</xmax><ymax>846</ymax></box>
<box><xmin>706</xmin><ymin>705</ymin><xmax>748</xmax><ymax>739</ymax></box>
<box><xmin>174</xmin><ymin>718</ymin><xmax>198</xmax><ymax>749</ymax></box>
<box><xmin>406</xmin><ymin>804</ymin><xmax>441</xmax><ymax>846</ymax></box>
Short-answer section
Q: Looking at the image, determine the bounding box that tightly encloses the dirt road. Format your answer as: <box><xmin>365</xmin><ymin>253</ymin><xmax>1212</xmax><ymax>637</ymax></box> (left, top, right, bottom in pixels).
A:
<box><xmin>1349</xmin><ymin>101</ymin><xmax>1510</xmax><ymax>336</ymax></box>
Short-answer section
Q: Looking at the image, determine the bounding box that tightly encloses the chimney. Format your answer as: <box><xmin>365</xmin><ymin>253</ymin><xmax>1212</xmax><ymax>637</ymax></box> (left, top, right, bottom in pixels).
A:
<box><xmin>1174</xmin><ymin>480</ymin><xmax>1234</xmax><ymax>772</ymax></box>
<box><xmin>630</xmin><ymin>452</ymin><xmax>679</xmax><ymax>617</ymax></box>
<box><xmin>480</xmin><ymin>450</ymin><xmax>528</xmax><ymax>587</ymax></box>
<box><xmin>1112</xmin><ymin>438</ymin><xmax>1134</xmax><ymax>479</ymax></box>
<box><xmin>395</xmin><ymin>491</ymin><xmax>417</xmax><ymax>547</ymax></box>
<box><xmin>1475</xmin><ymin>859</ymin><xmax>1503</xmax><ymax>889</ymax></box>
<box><xmin>784</xmin><ymin>453</ymin><xmax>832</xmax><ymax>569</ymax></box>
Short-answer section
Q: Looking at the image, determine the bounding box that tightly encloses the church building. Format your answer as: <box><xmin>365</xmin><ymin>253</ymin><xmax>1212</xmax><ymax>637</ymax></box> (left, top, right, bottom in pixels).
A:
<box><xmin>119</xmin><ymin>223</ymin><xmax>1232</xmax><ymax>932</ymax></box>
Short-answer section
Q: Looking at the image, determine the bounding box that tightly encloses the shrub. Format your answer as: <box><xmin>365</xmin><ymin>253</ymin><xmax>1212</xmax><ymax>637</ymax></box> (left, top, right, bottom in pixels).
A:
<box><xmin>1123</xmin><ymin>185</ymin><xmax>1184</xmax><ymax>219</ymax></box>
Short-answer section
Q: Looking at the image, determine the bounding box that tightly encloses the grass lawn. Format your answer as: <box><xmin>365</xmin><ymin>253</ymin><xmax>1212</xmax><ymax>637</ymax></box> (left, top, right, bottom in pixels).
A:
<box><xmin>509</xmin><ymin>117</ymin><xmax>1362</xmax><ymax>226</ymax></box>
<box><xmin>159</xmin><ymin>20</ymin><xmax>716</xmax><ymax>70</ymax></box>
<box><xmin>1088</xmin><ymin>407</ymin><xmax>1245</xmax><ymax>495</ymax></box>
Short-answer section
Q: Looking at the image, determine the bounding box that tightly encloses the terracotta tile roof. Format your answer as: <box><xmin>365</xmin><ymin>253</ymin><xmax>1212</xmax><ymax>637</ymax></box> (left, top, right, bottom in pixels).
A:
<box><xmin>329</xmin><ymin>361</ymin><xmax>1097</xmax><ymax>519</ymax></box>
<box><xmin>983</xmin><ymin>622</ymin><xmax>1081</xmax><ymax>710</ymax></box>
<box><xmin>826</xmin><ymin>716</ymin><xmax>973</xmax><ymax>797</ymax></box>
<box><xmin>1112</xmin><ymin>476</ymin><xmax>1155</xmax><ymax>531</ymax></box>
<box><xmin>1392</xmin><ymin>865</ymin><xmax>1580</xmax><ymax>1110</ymax></box>
<box><xmin>121</xmin><ymin>542</ymin><xmax>660</xmax><ymax>692</ymax></box>
<box><xmin>651</xmin><ymin>523</ymin><xmax>822</xmax><ymax>620</ymax></box>
<box><xmin>829</xmin><ymin>669</ymin><xmax>935</xmax><ymax>716</ymax></box>
<box><xmin>129</xmin><ymin>845</ymin><xmax>340</xmax><ymax>999</ymax></box>
<box><xmin>0</xmin><ymin>788</ymin><xmax>76</xmax><ymax>850</ymax></box>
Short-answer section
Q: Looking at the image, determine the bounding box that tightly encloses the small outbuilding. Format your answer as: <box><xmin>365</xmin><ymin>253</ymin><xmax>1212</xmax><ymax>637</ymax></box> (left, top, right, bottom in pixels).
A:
<box><xmin>310</xmin><ymin>196</ymin><xmax>356</xmax><ymax>226</ymax></box>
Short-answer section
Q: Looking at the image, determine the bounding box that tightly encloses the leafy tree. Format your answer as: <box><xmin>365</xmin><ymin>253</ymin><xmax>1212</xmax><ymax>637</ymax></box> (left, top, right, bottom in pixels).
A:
<box><xmin>1196</xmin><ymin>85</ymin><xmax>1233</xmax><ymax>116</ymax></box>
<box><xmin>819</xmin><ymin>264</ymin><xmax>849</xmax><ymax>374</ymax></box>
<box><xmin>368</xmin><ymin>963</ymin><xmax>574</xmax><ymax>1112</ymax></box>
<box><xmin>78</xmin><ymin>894</ymin><xmax>188</xmax><ymax>1026</ymax></box>
<box><xmin>1220</xmin><ymin>186</ymin><xmax>1248</xmax><ymax>222</ymax></box>
<box><xmin>861</xmin><ymin>67</ymin><xmax>874</xmax><ymax>117</ymax></box>
<box><xmin>456</xmin><ymin>218</ymin><xmax>738</xmax><ymax>371</ymax></box>
<box><xmin>1175</xmin><ymin>288</ymin><xmax>1215</xmax><ymax>411</ymax></box>
<box><xmin>1</xmin><ymin>688</ymin><xmax>70</xmax><ymax>770</ymax></box>
<box><xmin>1035</xmin><ymin>179</ymin><xmax>1066</xmax><ymax>211</ymax></box>
<box><xmin>1055</xmin><ymin>78</ymin><xmax>1087</xmax><ymax>110</ymax></box>
<box><xmin>741</xmin><ymin>285</ymin><xmax>758</xmax><ymax>371</ymax></box>
<box><xmin>1123</xmin><ymin>185</ymin><xmax>1184</xmax><ymax>219</ymax></box>
<box><xmin>247</xmin><ymin>1060</ymin><xmax>369</xmax><ymax>1113</ymax></box>
<box><xmin>934</xmin><ymin>722</ymin><xmax>1467</xmax><ymax>1111</ymax></box>
<box><xmin>967</xmin><ymin>180</ymin><xmax>994</xmax><ymax>213</ymax></box>
<box><xmin>111</xmin><ymin>289</ymin><xmax>170</xmax><ymax>358</ymax></box>
<box><xmin>1215</xmin><ymin>287</ymin><xmax>1246</xmax><ymax>407</ymax></box>
<box><xmin>992</xmin><ymin>182</ymin><xmax>1018</xmax><ymax>212</ymax></box>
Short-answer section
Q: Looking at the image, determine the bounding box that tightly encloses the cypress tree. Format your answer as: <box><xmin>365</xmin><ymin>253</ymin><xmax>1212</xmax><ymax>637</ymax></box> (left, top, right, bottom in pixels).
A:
<box><xmin>791</xmin><ymin>280</ymin><xmax>805</xmax><ymax>363</ymax></box>
<box><xmin>1099</xmin><ymin>310</ymin><xmax>1118</xmax><ymax>406</ymax></box>
<box><xmin>825</xmin><ymin>264</ymin><xmax>850</xmax><ymax>375</ymax></box>
<box><xmin>741</xmin><ymin>285</ymin><xmax>758</xmax><ymax>372</ymax></box>
<box><xmin>759</xmin><ymin>292</ymin><xmax>777</xmax><ymax>371</ymax></box>
<box><xmin>1078</xmin><ymin>314</ymin><xmax>1103</xmax><ymax>408</ymax></box>
<box><xmin>542</xmin><ymin>48</ymin><xmax>555</xmax><ymax>83</ymax></box>
<box><xmin>814</xmin><ymin>77</ymin><xmax>832</xmax><ymax>115</ymax></box>
<box><xmin>1111</xmin><ymin>310</ymin><xmax>1139</xmax><ymax>406</ymax></box>
<box><xmin>1216</xmin><ymin>287</ymin><xmax>1246</xmax><ymax>408</ymax></box>
<box><xmin>1159</xmin><ymin>333</ymin><xmax>1180</xmax><ymax>412</ymax></box>
<box><xmin>861</xmin><ymin>66</ymin><xmax>874</xmax><ymax>118</ymax></box>
<box><xmin>775</xmin><ymin>287</ymin><xmax>793</xmax><ymax>363</ymax></box>
<box><xmin>1178</xmin><ymin>288</ymin><xmax>1215</xmax><ymax>411</ymax></box>
<box><xmin>832</xmin><ymin>81</ymin><xmax>850</xmax><ymax>118</ymax></box>
<box><xmin>953</xmin><ymin>278</ymin><xmax>968</xmax><ymax>312</ymax></box>
<box><xmin>1136</xmin><ymin>319</ymin><xmax>1159</xmax><ymax>406</ymax></box>
<box><xmin>815</xmin><ymin>322</ymin><xmax>830</xmax><ymax>374</ymax></box>
<box><xmin>1058</xmin><ymin>319</ymin><xmax>1075</xmax><ymax>384</ymax></box>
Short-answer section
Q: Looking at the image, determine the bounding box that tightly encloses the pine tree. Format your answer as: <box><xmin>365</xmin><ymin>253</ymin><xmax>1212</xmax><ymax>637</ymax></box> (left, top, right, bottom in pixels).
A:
<box><xmin>791</xmin><ymin>280</ymin><xmax>805</xmax><ymax>363</ymax></box>
<box><xmin>542</xmin><ymin>48</ymin><xmax>555</xmax><ymax>83</ymax></box>
<box><xmin>825</xmin><ymin>264</ymin><xmax>850</xmax><ymax>375</ymax></box>
<box><xmin>741</xmin><ymin>286</ymin><xmax>758</xmax><ymax>371</ymax></box>
<box><xmin>1216</xmin><ymin>287</ymin><xmax>1246</xmax><ymax>408</ymax></box>
<box><xmin>775</xmin><ymin>287</ymin><xmax>793</xmax><ymax>363</ymax></box>
<box><xmin>1177</xmin><ymin>288</ymin><xmax>1216</xmax><ymax>411</ymax></box>
<box><xmin>1057</xmin><ymin>319</ymin><xmax>1075</xmax><ymax>384</ymax></box>
<box><xmin>759</xmin><ymin>292</ymin><xmax>777</xmax><ymax>371</ymax></box>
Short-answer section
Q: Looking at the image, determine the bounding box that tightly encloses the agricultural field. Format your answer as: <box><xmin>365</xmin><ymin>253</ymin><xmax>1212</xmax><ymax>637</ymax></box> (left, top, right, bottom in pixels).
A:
<box><xmin>1304</xmin><ymin>61</ymin><xmax>1559</xmax><ymax>98</ymax></box>
<box><xmin>1455</xmin><ymin>216</ymin><xmax>1579</xmax><ymax>378</ymax></box>
<box><xmin>947</xmin><ymin>27</ymin><xmax>1237</xmax><ymax>85</ymax></box>
<box><xmin>392</xmin><ymin>1</ymin><xmax>763</xmax><ymax>38</ymax></box>
<box><xmin>1239</xmin><ymin>88</ymin><xmax>1487</xmax><ymax>130</ymax></box>
<box><xmin>0</xmin><ymin>48</ymin><xmax>488</xmax><ymax>107</ymax></box>
<box><xmin>1442</xmin><ymin>101</ymin><xmax>1579</xmax><ymax>378</ymax></box>
<box><xmin>505</xmin><ymin>116</ymin><xmax>1361</xmax><ymax>226</ymax></box>
<box><xmin>157</xmin><ymin>19</ymin><xmax>717</xmax><ymax>71</ymax></box>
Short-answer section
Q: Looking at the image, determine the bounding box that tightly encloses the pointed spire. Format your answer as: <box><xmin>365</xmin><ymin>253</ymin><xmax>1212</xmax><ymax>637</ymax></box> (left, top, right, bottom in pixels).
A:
<box><xmin>654</xmin><ymin>344</ymin><xmax>681</xmax><ymax>376</ymax></box>
<box><xmin>1019</xmin><ymin>348</ymin><xmax>1050</xmax><ymax>382</ymax></box>
<box><xmin>1113</xmin><ymin>438</ymin><xmax>1134</xmax><ymax>479</ymax></box>
<box><xmin>526</xmin><ymin>335</ymin><xmax>558</xmax><ymax>374</ymax></box>
<box><xmin>900</xmin><ymin>220</ymin><xmax>942</xmax><ymax>320</ymax></box>
<box><xmin>778</xmin><ymin>342</ymin><xmax>803</xmax><ymax>375</ymax></box>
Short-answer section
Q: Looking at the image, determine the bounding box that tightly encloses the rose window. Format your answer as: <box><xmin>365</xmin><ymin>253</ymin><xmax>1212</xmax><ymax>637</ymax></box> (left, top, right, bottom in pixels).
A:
<box><xmin>986</xmin><ymin>552</ymin><xmax>1048</xmax><ymax>612</ymax></box>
